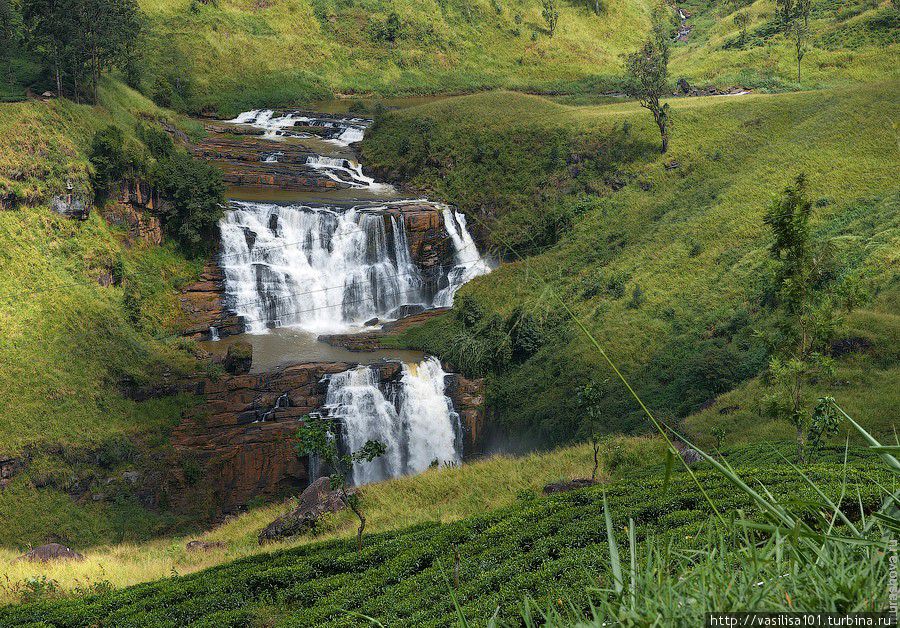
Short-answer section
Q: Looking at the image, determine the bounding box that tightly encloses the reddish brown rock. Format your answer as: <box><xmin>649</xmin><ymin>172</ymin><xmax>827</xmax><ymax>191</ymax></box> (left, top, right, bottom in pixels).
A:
<box><xmin>445</xmin><ymin>374</ymin><xmax>486</xmax><ymax>456</ymax></box>
<box><xmin>179</xmin><ymin>261</ymin><xmax>244</xmax><ymax>340</ymax></box>
<box><xmin>100</xmin><ymin>179</ymin><xmax>165</xmax><ymax>245</ymax></box>
<box><xmin>168</xmin><ymin>362</ymin><xmax>357</xmax><ymax>514</ymax></box>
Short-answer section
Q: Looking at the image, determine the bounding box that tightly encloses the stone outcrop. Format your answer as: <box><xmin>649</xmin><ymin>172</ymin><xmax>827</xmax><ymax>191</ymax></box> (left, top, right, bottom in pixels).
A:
<box><xmin>0</xmin><ymin>456</ymin><xmax>22</xmax><ymax>490</ymax></box>
<box><xmin>224</xmin><ymin>341</ymin><xmax>253</xmax><ymax>375</ymax></box>
<box><xmin>169</xmin><ymin>362</ymin><xmax>358</xmax><ymax>514</ymax></box>
<box><xmin>192</xmin><ymin>124</ymin><xmax>350</xmax><ymax>190</ymax></box>
<box><xmin>257</xmin><ymin>476</ymin><xmax>349</xmax><ymax>544</ymax></box>
<box><xmin>385</xmin><ymin>203</ymin><xmax>456</xmax><ymax>272</ymax></box>
<box><xmin>100</xmin><ymin>179</ymin><xmax>165</xmax><ymax>245</ymax></box>
<box><xmin>186</xmin><ymin>540</ymin><xmax>226</xmax><ymax>552</ymax></box>
<box><xmin>318</xmin><ymin>308</ymin><xmax>450</xmax><ymax>352</ymax></box>
<box><xmin>179</xmin><ymin>261</ymin><xmax>244</xmax><ymax>340</ymax></box>
<box><xmin>15</xmin><ymin>543</ymin><xmax>84</xmax><ymax>563</ymax></box>
<box><xmin>445</xmin><ymin>374</ymin><xmax>486</xmax><ymax>456</ymax></box>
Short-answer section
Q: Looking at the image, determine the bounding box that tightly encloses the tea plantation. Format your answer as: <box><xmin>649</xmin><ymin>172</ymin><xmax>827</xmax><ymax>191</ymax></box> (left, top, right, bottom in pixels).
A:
<box><xmin>0</xmin><ymin>454</ymin><xmax>888</xmax><ymax>626</ymax></box>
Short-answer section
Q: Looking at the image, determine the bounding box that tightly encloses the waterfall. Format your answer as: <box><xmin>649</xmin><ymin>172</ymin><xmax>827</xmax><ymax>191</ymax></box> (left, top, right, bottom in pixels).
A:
<box><xmin>322</xmin><ymin>357</ymin><xmax>461</xmax><ymax>485</ymax></box>
<box><xmin>433</xmin><ymin>209</ymin><xmax>491</xmax><ymax>307</ymax></box>
<box><xmin>227</xmin><ymin>109</ymin><xmax>369</xmax><ymax>145</ymax></box>
<box><xmin>305</xmin><ymin>155</ymin><xmax>381</xmax><ymax>188</ymax></box>
<box><xmin>220</xmin><ymin>201</ymin><xmax>425</xmax><ymax>333</ymax></box>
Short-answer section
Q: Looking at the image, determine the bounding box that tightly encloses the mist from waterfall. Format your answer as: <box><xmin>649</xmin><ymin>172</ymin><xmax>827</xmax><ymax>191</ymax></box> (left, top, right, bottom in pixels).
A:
<box><xmin>323</xmin><ymin>357</ymin><xmax>461</xmax><ymax>485</ymax></box>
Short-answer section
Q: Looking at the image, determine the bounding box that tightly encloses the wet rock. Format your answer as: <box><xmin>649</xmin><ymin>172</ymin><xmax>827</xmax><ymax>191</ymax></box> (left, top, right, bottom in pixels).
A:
<box><xmin>224</xmin><ymin>341</ymin><xmax>253</xmax><ymax>375</ymax></box>
<box><xmin>258</xmin><ymin>477</ymin><xmax>349</xmax><ymax>544</ymax></box>
<box><xmin>50</xmin><ymin>195</ymin><xmax>90</xmax><ymax>220</ymax></box>
<box><xmin>388</xmin><ymin>303</ymin><xmax>426</xmax><ymax>319</ymax></box>
<box><xmin>186</xmin><ymin>540</ymin><xmax>226</xmax><ymax>552</ymax></box>
<box><xmin>364</xmin><ymin>317</ymin><xmax>380</xmax><ymax>327</ymax></box>
<box><xmin>179</xmin><ymin>261</ymin><xmax>244</xmax><ymax>340</ymax></box>
<box><xmin>543</xmin><ymin>478</ymin><xmax>597</xmax><ymax>495</ymax></box>
<box><xmin>15</xmin><ymin>543</ymin><xmax>84</xmax><ymax>563</ymax></box>
<box><xmin>445</xmin><ymin>374</ymin><xmax>486</xmax><ymax>456</ymax></box>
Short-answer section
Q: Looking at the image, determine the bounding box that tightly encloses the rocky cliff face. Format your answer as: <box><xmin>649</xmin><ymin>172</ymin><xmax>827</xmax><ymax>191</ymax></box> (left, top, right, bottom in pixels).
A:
<box><xmin>167</xmin><ymin>362</ymin><xmax>413</xmax><ymax>515</ymax></box>
<box><xmin>446</xmin><ymin>374</ymin><xmax>486</xmax><ymax>456</ymax></box>
<box><xmin>100</xmin><ymin>179</ymin><xmax>165</xmax><ymax>245</ymax></box>
<box><xmin>387</xmin><ymin>203</ymin><xmax>456</xmax><ymax>272</ymax></box>
<box><xmin>179</xmin><ymin>261</ymin><xmax>244</xmax><ymax>340</ymax></box>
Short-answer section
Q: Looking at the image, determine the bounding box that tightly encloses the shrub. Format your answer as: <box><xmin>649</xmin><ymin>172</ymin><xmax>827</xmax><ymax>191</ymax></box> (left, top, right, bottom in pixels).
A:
<box><xmin>89</xmin><ymin>126</ymin><xmax>141</xmax><ymax>195</ymax></box>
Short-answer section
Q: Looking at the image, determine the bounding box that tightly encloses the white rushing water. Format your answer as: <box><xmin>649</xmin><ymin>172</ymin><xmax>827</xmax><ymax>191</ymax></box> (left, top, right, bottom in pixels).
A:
<box><xmin>433</xmin><ymin>208</ymin><xmax>492</xmax><ymax>307</ymax></box>
<box><xmin>220</xmin><ymin>201</ymin><xmax>425</xmax><ymax>333</ymax></box>
<box><xmin>227</xmin><ymin>109</ymin><xmax>369</xmax><ymax>146</ymax></box>
<box><xmin>305</xmin><ymin>155</ymin><xmax>384</xmax><ymax>189</ymax></box>
<box><xmin>323</xmin><ymin>357</ymin><xmax>461</xmax><ymax>485</ymax></box>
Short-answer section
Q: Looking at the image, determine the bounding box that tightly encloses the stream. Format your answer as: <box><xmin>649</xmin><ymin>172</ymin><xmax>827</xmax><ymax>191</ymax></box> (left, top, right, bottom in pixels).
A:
<box><xmin>201</xmin><ymin>108</ymin><xmax>490</xmax><ymax>484</ymax></box>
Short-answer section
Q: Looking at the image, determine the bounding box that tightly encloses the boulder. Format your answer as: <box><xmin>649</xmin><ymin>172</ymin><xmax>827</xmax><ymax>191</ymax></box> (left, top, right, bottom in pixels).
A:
<box><xmin>364</xmin><ymin>317</ymin><xmax>380</xmax><ymax>327</ymax></box>
<box><xmin>387</xmin><ymin>303</ymin><xmax>426</xmax><ymax>320</ymax></box>
<box><xmin>257</xmin><ymin>477</ymin><xmax>349</xmax><ymax>544</ymax></box>
<box><xmin>186</xmin><ymin>540</ymin><xmax>226</xmax><ymax>552</ymax></box>
<box><xmin>224</xmin><ymin>341</ymin><xmax>253</xmax><ymax>375</ymax></box>
<box><xmin>677</xmin><ymin>78</ymin><xmax>691</xmax><ymax>94</ymax></box>
<box><xmin>16</xmin><ymin>543</ymin><xmax>84</xmax><ymax>563</ymax></box>
<box><xmin>543</xmin><ymin>478</ymin><xmax>597</xmax><ymax>495</ymax></box>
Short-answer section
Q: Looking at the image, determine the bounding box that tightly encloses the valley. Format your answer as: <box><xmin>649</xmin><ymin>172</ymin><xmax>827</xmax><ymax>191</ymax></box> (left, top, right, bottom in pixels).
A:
<box><xmin>0</xmin><ymin>0</ymin><xmax>897</xmax><ymax>623</ymax></box>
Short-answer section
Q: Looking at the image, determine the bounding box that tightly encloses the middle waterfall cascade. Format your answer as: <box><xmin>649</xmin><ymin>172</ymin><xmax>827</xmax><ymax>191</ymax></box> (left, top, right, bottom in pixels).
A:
<box><xmin>322</xmin><ymin>357</ymin><xmax>462</xmax><ymax>485</ymax></box>
<box><xmin>220</xmin><ymin>201</ymin><xmax>426</xmax><ymax>333</ymax></box>
<box><xmin>434</xmin><ymin>208</ymin><xmax>492</xmax><ymax>307</ymax></box>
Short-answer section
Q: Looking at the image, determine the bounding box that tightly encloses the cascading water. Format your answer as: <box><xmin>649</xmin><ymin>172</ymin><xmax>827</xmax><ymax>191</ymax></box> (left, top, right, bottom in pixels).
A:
<box><xmin>323</xmin><ymin>357</ymin><xmax>461</xmax><ymax>485</ymax></box>
<box><xmin>228</xmin><ymin>109</ymin><xmax>369</xmax><ymax>146</ymax></box>
<box><xmin>305</xmin><ymin>156</ymin><xmax>382</xmax><ymax>189</ymax></box>
<box><xmin>220</xmin><ymin>201</ymin><xmax>425</xmax><ymax>333</ymax></box>
<box><xmin>433</xmin><ymin>208</ymin><xmax>492</xmax><ymax>307</ymax></box>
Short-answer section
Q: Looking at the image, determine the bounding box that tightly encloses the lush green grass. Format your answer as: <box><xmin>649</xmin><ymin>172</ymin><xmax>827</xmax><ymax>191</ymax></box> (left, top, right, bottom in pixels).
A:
<box><xmin>0</xmin><ymin>445</ymin><xmax>889</xmax><ymax>624</ymax></box>
<box><xmin>669</xmin><ymin>0</ymin><xmax>900</xmax><ymax>90</ymax></box>
<box><xmin>134</xmin><ymin>0</ymin><xmax>654</xmax><ymax>115</ymax></box>
<box><xmin>364</xmin><ymin>83</ymin><xmax>900</xmax><ymax>446</ymax></box>
<box><xmin>0</xmin><ymin>79</ymin><xmax>212</xmax><ymax>548</ymax></box>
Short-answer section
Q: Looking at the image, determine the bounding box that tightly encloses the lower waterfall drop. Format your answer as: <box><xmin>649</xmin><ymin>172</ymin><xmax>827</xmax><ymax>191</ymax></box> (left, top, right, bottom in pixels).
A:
<box><xmin>322</xmin><ymin>357</ymin><xmax>461</xmax><ymax>485</ymax></box>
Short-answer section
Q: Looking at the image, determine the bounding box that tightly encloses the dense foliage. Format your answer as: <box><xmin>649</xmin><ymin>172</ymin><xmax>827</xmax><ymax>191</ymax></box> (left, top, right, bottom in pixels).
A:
<box><xmin>0</xmin><ymin>456</ymin><xmax>889</xmax><ymax>625</ymax></box>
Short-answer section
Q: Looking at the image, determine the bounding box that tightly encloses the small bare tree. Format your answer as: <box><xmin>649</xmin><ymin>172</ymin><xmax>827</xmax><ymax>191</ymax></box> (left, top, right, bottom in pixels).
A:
<box><xmin>296</xmin><ymin>418</ymin><xmax>386</xmax><ymax>552</ymax></box>
<box><xmin>542</xmin><ymin>0</ymin><xmax>559</xmax><ymax>37</ymax></box>
<box><xmin>625</xmin><ymin>26</ymin><xmax>671</xmax><ymax>153</ymax></box>
<box><xmin>776</xmin><ymin>0</ymin><xmax>811</xmax><ymax>83</ymax></box>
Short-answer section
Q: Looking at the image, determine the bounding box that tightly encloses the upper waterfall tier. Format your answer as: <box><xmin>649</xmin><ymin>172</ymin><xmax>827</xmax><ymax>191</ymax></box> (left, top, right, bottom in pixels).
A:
<box><xmin>228</xmin><ymin>109</ymin><xmax>370</xmax><ymax>145</ymax></box>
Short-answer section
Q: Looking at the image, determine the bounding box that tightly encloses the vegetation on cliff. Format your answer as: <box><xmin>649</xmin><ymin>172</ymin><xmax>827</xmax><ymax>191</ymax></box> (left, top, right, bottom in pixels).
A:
<box><xmin>364</xmin><ymin>83</ymin><xmax>899</xmax><ymax>447</ymax></box>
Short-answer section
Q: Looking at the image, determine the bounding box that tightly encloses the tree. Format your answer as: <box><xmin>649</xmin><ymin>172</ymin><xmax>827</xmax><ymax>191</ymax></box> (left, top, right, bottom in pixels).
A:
<box><xmin>89</xmin><ymin>125</ymin><xmax>140</xmax><ymax>195</ymax></box>
<box><xmin>295</xmin><ymin>418</ymin><xmax>386</xmax><ymax>552</ymax></box>
<box><xmin>578</xmin><ymin>381</ymin><xmax>609</xmax><ymax>481</ymax></box>
<box><xmin>23</xmin><ymin>0</ymin><xmax>142</xmax><ymax>101</ymax></box>
<box><xmin>733</xmin><ymin>11</ymin><xmax>750</xmax><ymax>46</ymax></box>
<box><xmin>776</xmin><ymin>0</ymin><xmax>811</xmax><ymax>83</ymax></box>
<box><xmin>542</xmin><ymin>0</ymin><xmax>559</xmax><ymax>37</ymax></box>
<box><xmin>152</xmin><ymin>150</ymin><xmax>226</xmax><ymax>254</ymax></box>
<box><xmin>625</xmin><ymin>25</ymin><xmax>671</xmax><ymax>153</ymax></box>
<box><xmin>762</xmin><ymin>174</ymin><xmax>855</xmax><ymax>463</ymax></box>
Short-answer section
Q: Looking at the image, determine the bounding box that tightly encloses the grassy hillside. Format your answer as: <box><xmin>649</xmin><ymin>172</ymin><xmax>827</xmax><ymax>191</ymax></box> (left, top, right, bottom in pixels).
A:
<box><xmin>0</xmin><ymin>80</ymin><xmax>211</xmax><ymax>547</ymax></box>
<box><xmin>135</xmin><ymin>0</ymin><xmax>653</xmax><ymax>115</ymax></box>
<box><xmin>0</xmin><ymin>443</ymin><xmax>890</xmax><ymax>624</ymax></box>
<box><xmin>669</xmin><ymin>0</ymin><xmax>899</xmax><ymax>90</ymax></box>
<box><xmin>363</xmin><ymin>83</ymin><xmax>900</xmax><ymax>446</ymax></box>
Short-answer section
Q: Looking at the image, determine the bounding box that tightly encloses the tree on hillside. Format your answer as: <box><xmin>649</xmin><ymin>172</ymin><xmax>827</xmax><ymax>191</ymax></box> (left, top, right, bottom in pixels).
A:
<box><xmin>578</xmin><ymin>381</ymin><xmax>609</xmax><ymax>481</ymax></box>
<box><xmin>776</xmin><ymin>0</ymin><xmax>811</xmax><ymax>83</ymax></box>
<box><xmin>761</xmin><ymin>174</ymin><xmax>857</xmax><ymax>463</ymax></box>
<box><xmin>734</xmin><ymin>11</ymin><xmax>750</xmax><ymax>46</ymax></box>
<box><xmin>542</xmin><ymin>0</ymin><xmax>560</xmax><ymax>37</ymax></box>
<box><xmin>0</xmin><ymin>0</ymin><xmax>21</xmax><ymax>87</ymax></box>
<box><xmin>296</xmin><ymin>418</ymin><xmax>386</xmax><ymax>553</ymax></box>
<box><xmin>23</xmin><ymin>0</ymin><xmax>142</xmax><ymax>101</ymax></box>
<box><xmin>624</xmin><ymin>24</ymin><xmax>672</xmax><ymax>153</ymax></box>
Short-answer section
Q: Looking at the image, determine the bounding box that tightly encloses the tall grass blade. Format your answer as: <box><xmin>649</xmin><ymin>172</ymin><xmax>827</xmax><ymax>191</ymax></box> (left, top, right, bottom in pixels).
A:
<box><xmin>603</xmin><ymin>492</ymin><xmax>624</xmax><ymax>596</ymax></box>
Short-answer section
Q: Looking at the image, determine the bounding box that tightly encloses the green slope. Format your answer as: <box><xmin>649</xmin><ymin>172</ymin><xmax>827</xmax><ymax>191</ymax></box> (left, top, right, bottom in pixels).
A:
<box><xmin>0</xmin><ymin>81</ymin><xmax>210</xmax><ymax>547</ymax></box>
<box><xmin>135</xmin><ymin>0</ymin><xmax>653</xmax><ymax>115</ymax></box>
<box><xmin>362</xmin><ymin>82</ymin><xmax>900</xmax><ymax>446</ymax></box>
